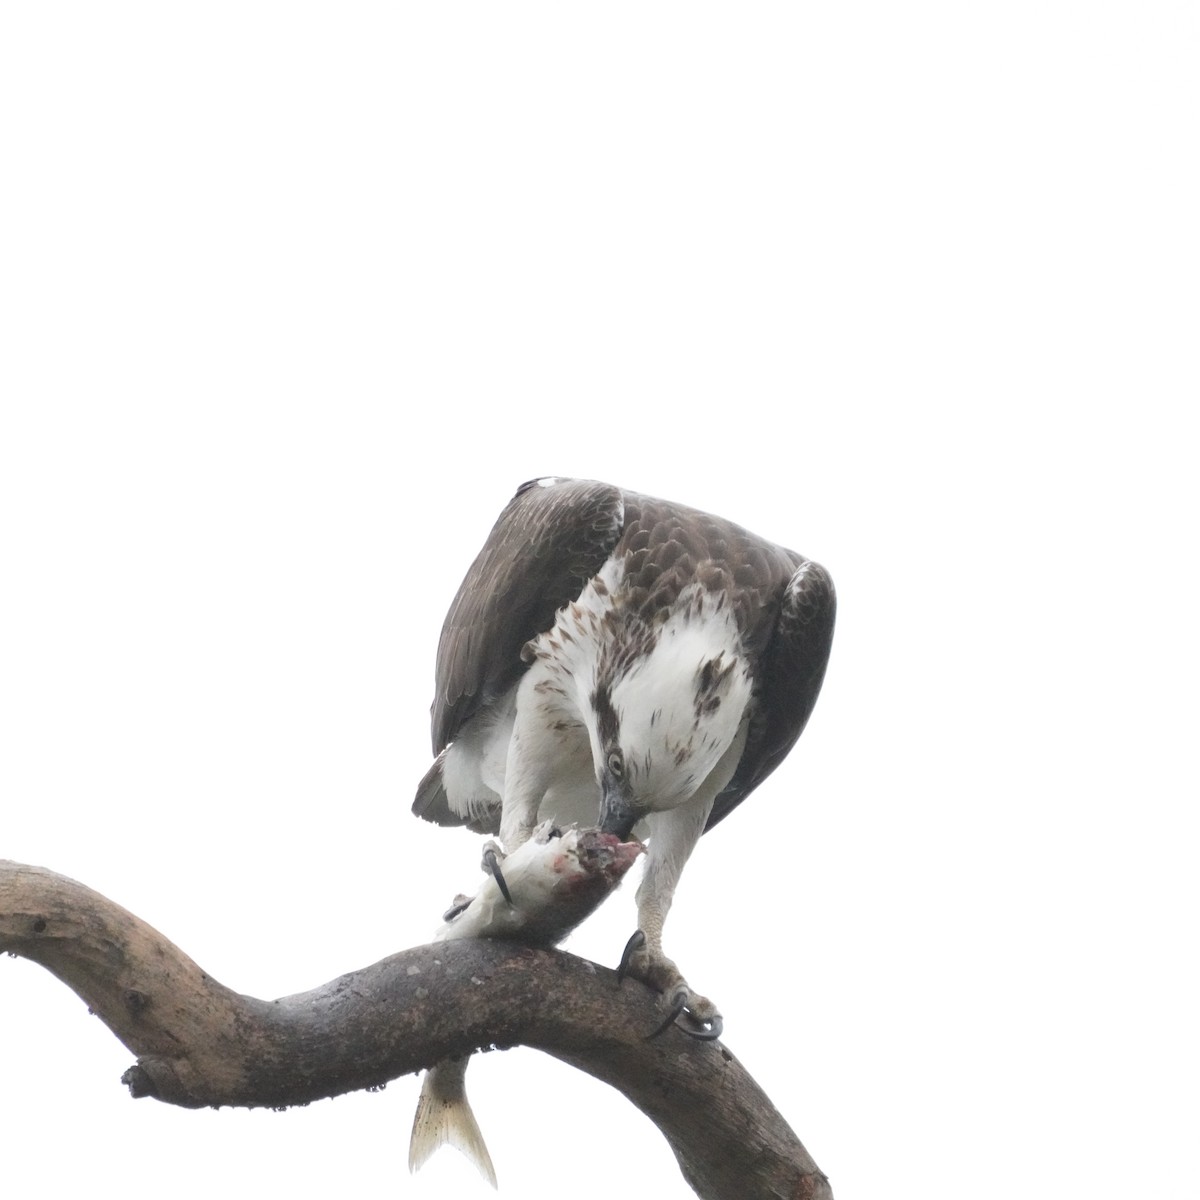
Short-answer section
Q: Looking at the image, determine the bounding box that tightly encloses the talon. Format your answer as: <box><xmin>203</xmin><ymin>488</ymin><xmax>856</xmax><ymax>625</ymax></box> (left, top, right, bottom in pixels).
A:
<box><xmin>612</xmin><ymin>932</ymin><xmax>723</xmax><ymax>1041</ymax></box>
<box><xmin>617</xmin><ymin>930</ymin><xmax>645</xmax><ymax>985</ymax></box>
<box><xmin>442</xmin><ymin>898</ymin><xmax>472</xmax><ymax>922</ymax></box>
<box><xmin>483</xmin><ymin>847</ymin><xmax>513</xmax><ymax>904</ymax></box>
<box><xmin>677</xmin><ymin>1011</ymin><xmax>723</xmax><ymax>1041</ymax></box>
<box><xmin>646</xmin><ymin>989</ymin><xmax>689</xmax><ymax>1040</ymax></box>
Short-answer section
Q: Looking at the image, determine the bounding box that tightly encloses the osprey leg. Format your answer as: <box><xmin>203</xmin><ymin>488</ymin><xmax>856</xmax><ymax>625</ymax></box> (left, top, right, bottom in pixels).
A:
<box><xmin>620</xmin><ymin>801</ymin><xmax>725</xmax><ymax>1039</ymax></box>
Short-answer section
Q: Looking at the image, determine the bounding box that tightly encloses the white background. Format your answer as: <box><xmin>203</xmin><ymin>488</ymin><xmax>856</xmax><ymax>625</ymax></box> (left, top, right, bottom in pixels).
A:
<box><xmin>2</xmin><ymin>5</ymin><xmax>1196</xmax><ymax>1198</ymax></box>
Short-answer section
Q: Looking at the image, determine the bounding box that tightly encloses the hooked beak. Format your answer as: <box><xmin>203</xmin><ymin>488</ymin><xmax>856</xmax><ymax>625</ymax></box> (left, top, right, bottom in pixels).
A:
<box><xmin>599</xmin><ymin>777</ymin><xmax>637</xmax><ymax>841</ymax></box>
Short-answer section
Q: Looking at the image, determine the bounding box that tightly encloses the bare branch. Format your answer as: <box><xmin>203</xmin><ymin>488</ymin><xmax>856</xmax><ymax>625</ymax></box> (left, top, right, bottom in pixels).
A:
<box><xmin>1</xmin><ymin>860</ymin><xmax>831</xmax><ymax>1200</ymax></box>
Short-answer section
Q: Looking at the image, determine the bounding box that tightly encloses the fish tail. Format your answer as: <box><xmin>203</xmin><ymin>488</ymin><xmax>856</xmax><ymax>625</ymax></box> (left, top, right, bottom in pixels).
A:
<box><xmin>408</xmin><ymin>1056</ymin><xmax>497</xmax><ymax>1188</ymax></box>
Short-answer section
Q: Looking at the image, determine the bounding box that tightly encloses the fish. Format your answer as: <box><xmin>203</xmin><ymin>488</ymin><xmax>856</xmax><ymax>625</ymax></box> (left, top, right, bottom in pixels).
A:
<box><xmin>408</xmin><ymin>821</ymin><xmax>642</xmax><ymax>1187</ymax></box>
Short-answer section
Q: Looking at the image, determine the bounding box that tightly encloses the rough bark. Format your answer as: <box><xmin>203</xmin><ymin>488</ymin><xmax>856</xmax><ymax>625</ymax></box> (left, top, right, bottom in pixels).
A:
<box><xmin>0</xmin><ymin>859</ymin><xmax>832</xmax><ymax>1200</ymax></box>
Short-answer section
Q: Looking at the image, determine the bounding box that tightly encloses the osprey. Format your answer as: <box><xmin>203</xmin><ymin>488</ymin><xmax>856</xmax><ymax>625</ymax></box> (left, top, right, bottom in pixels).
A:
<box><xmin>413</xmin><ymin>477</ymin><xmax>835</xmax><ymax>1034</ymax></box>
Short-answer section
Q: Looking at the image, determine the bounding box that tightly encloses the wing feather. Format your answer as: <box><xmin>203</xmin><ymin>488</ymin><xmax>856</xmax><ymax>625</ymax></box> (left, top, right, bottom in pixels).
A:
<box><xmin>705</xmin><ymin>559</ymin><xmax>836</xmax><ymax>831</ymax></box>
<box><xmin>429</xmin><ymin>478</ymin><xmax>624</xmax><ymax>753</ymax></box>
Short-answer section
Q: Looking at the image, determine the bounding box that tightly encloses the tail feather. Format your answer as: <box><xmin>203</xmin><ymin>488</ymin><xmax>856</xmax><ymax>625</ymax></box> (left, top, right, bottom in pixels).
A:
<box><xmin>408</xmin><ymin>1057</ymin><xmax>497</xmax><ymax>1189</ymax></box>
<box><xmin>412</xmin><ymin>753</ymin><xmax>468</xmax><ymax>826</ymax></box>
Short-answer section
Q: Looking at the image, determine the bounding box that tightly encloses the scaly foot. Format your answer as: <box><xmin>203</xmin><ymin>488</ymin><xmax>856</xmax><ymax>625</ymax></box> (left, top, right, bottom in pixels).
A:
<box><xmin>616</xmin><ymin>930</ymin><xmax>723</xmax><ymax>1040</ymax></box>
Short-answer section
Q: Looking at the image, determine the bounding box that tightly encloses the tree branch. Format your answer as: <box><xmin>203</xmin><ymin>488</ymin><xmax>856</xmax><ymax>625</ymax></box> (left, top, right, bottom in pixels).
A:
<box><xmin>1</xmin><ymin>860</ymin><xmax>831</xmax><ymax>1200</ymax></box>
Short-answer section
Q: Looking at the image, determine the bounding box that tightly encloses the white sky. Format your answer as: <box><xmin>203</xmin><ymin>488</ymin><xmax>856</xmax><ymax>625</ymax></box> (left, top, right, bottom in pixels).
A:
<box><xmin>1</xmin><ymin>5</ymin><xmax>1196</xmax><ymax>1199</ymax></box>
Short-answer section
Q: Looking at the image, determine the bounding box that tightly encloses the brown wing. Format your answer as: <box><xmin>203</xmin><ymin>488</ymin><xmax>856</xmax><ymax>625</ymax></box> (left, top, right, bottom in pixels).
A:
<box><xmin>705</xmin><ymin>558</ymin><xmax>836</xmax><ymax>831</ymax></box>
<box><xmin>429</xmin><ymin>477</ymin><xmax>625</xmax><ymax>753</ymax></box>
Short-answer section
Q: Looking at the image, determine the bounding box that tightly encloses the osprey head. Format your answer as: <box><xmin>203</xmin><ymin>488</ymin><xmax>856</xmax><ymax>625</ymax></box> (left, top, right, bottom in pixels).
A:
<box><xmin>590</xmin><ymin>622</ymin><xmax>752</xmax><ymax>839</ymax></box>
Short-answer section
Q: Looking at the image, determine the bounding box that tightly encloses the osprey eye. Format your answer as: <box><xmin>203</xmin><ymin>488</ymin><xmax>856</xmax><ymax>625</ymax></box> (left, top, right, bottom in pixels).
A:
<box><xmin>607</xmin><ymin>751</ymin><xmax>624</xmax><ymax>778</ymax></box>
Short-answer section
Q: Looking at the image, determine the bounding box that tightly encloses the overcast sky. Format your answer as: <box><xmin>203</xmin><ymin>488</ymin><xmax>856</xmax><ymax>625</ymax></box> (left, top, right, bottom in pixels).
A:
<box><xmin>2</xmin><ymin>5</ymin><xmax>1196</xmax><ymax>1199</ymax></box>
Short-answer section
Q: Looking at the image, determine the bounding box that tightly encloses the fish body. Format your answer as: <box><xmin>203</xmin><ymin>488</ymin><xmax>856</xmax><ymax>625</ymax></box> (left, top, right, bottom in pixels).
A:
<box><xmin>434</xmin><ymin>821</ymin><xmax>642</xmax><ymax>946</ymax></box>
<box><xmin>408</xmin><ymin>822</ymin><xmax>641</xmax><ymax>1187</ymax></box>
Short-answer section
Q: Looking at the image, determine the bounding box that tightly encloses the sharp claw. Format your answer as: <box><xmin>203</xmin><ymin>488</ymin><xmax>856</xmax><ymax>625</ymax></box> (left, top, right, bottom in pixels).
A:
<box><xmin>442</xmin><ymin>898</ymin><xmax>472</xmax><ymax>922</ymax></box>
<box><xmin>646</xmin><ymin>990</ymin><xmax>689</xmax><ymax>1040</ymax></box>
<box><xmin>646</xmin><ymin>988</ymin><xmax>723</xmax><ymax>1041</ymax></box>
<box><xmin>483</xmin><ymin>848</ymin><xmax>513</xmax><ymax>904</ymax></box>
<box><xmin>678</xmin><ymin>1012</ymin><xmax>723</xmax><ymax>1041</ymax></box>
<box><xmin>616</xmin><ymin>930</ymin><xmax>646</xmax><ymax>985</ymax></box>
